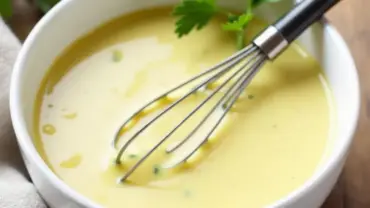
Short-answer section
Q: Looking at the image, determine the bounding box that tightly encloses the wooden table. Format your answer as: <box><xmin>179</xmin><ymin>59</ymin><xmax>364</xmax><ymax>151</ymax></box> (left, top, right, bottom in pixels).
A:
<box><xmin>322</xmin><ymin>0</ymin><xmax>370</xmax><ymax>207</ymax></box>
<box><xmin>7</xmin><ymin>0</ymin><xmax>370</xmax><ymax>207</ymax></box>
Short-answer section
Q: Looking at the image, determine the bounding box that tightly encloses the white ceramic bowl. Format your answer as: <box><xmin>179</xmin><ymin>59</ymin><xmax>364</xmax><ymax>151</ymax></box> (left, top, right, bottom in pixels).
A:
<box><xmin>9</xmin><ymin>0</ymin><xmax>360</xmax><ymax>207</ymax></box>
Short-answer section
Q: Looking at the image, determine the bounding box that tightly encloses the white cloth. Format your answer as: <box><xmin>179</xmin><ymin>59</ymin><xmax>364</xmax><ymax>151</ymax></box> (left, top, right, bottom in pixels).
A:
<box><xmin>0</xmin><ymin>18</ymin><xmax>47</xmax><ymax>208</ymax></box>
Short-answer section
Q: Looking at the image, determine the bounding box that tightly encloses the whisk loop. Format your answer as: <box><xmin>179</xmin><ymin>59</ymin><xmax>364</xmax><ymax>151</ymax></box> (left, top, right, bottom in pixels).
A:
<box><xmin>111</xmin><ymin>0</ymin><xmax>341</xmax><ymax>182</ymax></box>
<box><xmin>113</xmin><ymin>45</ymin><xmax>266</xmax><ymax>182</ymax></box>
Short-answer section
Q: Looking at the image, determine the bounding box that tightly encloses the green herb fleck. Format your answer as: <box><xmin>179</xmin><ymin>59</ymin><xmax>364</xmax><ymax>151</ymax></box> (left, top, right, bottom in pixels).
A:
<box><xmin>153</xmin><ymin>165</ymin><xmax>162</xmax><ymax>176</ymax></box>
<box><xmin>128</xmin><ymin>154</ymin><xmax>138</xmax><ymax>159</ymax></box>
<box><xmin>112</xmin><ymin>50</ymin><xmax>123</xmax><ymax>62</ymax></box>
<box><xmin>184</xmin><ymin>189</ymin><xmax>192</xmax><ymax>197</ymax></box>
<box><xmin>48</xmin><ymin>104</ymin><xmax>54</xmax><ymax>108</ymax></box>
<box><xmin>248</xmin><ymin>94</ymin><xmax>254</xmax><ymax>100</ymax></box>
<box><xmin>221</xmin><ymin>103</ymin><xmax>228</xmax><ymax>110</ymax></box>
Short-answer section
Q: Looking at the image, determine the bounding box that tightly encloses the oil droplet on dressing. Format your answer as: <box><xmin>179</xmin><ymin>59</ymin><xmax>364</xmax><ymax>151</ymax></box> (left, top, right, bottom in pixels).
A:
<box><xmin>63</xmin><ymin>112</ymin><xmax>78</xmax><ymax>119</ymax></box>
<box><xmin>60</xmin><ymin>154</ymin><xmax>82</xmax><ymax>168</ymax></box>
<box><xmin>42</xmin><ymin>124</ymin><xmax>56</xmax><ymax>135</ymax></box>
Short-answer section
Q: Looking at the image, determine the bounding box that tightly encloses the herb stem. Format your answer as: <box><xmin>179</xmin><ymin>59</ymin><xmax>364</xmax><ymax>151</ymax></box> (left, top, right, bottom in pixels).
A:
<box><xmin>236</xmin><ymin>30</ymin><xmax>245</xmax><ymax>50</ymax></box>
<box><xmin>246</xmin><ymin>0</ymin><xmax>253</xmax><ymax>14</ymax></box>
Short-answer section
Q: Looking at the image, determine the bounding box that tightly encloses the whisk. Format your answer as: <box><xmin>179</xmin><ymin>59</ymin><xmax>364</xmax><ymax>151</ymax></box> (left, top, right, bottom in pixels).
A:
<box><xmin>112</xmin><ymin>0</ymin><xmax>340</xmax><ymax>182</ymax></box>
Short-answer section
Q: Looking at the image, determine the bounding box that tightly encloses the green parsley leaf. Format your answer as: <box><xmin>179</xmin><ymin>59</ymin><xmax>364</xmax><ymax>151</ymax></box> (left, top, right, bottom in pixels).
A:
<box><xmin>173</xmin><ymin>0</ymin><xmax>281</xmax><ymax>49</ymax></box>
<box><xmin>0</xmin><ymin>0</ymin><xmax>12</xmax><ymax>18</ymax></box>
<box><xmin>227</xmin><ymin>13</ymin><xmax>239</xmax><ymax>23</ymax></box>
<box><xmin>222</xmin><ymin>13</ymin><xmax>254</xmax><ymax>31</ymax></box>
<box><xmin>173</xmin><ymin>0</ymin><xmax>218</xmax><ymax>37</ymax></box>
<box><xmin>252</xmin><ymin>0</ymin><xmax>281</xmax><ymax>8</ymax></box>
<box><xmin>36</xmin><ymin>0</ymin><xmax>60</xmax><ymax>13</ymax></box>
<box><xmin>223</xmin><ymin>13</ymin><xmax>254</xmax><ymax>49</ymax></box>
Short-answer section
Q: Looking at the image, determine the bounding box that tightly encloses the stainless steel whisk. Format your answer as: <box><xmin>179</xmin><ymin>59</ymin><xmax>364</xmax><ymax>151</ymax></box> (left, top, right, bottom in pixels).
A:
<box><xmin>112</xmin><ymin>0</ymin><xmax>340</xmax><ymax>182</ymax></box>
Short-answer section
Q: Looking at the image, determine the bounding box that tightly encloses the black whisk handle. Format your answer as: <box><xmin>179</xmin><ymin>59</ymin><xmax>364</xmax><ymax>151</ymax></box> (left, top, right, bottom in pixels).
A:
<box><xmin>274</xmin><ymin>0</ymin><xmax>340</xmax><ymax>43</ymax></box>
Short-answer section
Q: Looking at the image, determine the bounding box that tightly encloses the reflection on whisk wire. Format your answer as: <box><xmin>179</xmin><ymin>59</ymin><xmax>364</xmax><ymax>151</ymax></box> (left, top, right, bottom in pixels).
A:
<box><xmin>112</xmin><ymin>0</ymin><xmax>341</xmax><ymax>182</ymax></box>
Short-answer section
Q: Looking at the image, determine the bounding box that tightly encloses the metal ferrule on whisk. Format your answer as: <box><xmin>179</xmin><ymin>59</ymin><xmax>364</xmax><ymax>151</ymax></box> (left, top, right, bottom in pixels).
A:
<box><xmin>253</xmin><ymin>26</ymin><xmax>288</xmax><ymax>60</ymax></box>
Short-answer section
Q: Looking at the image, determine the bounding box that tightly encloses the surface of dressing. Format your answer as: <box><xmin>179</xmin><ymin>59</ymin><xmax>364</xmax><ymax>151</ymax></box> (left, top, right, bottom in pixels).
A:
<box><xmin>34</xmin><ymin>7</ymin><xmax>334</xmax><ymax>208</ymax></box>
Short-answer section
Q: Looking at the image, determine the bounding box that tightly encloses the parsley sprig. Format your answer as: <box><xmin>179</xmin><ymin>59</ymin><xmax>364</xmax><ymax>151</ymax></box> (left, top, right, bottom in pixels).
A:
<box><xmin>173</xmin><ymin>0</ymin><xmax>218</xmax><ymax>37</ymax></box>
<box><xmin>173</xmin><ymin>0</ymin><xmax>280</xmax><ymax>49</ymax></box>
<box><xmin>0</xmin><ymin>0</ymin><xmax>12</xmax><ymax>18</ymax></box>
<box><xmin>0</xmin><ymin>0</ymin><xmax>60</xmax><ymax>18</ymax></box>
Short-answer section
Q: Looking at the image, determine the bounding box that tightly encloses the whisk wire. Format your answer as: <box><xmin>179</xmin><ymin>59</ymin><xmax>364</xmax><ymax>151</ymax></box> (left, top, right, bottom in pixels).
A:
<box><xmin>112</xmin><ymin>45</ymin><xmax>254</xmax><ymax>149</ymax></box>
<box><xmin>163</xmin><ymin>55</ymin><xmax>267</xmax><ymax>167</ymax></box>
<box><xmin>111</xmin><ymin>0</ymin><xmax>342</xmax><ymax>182</ymax></box>
<box><xmin>117</xmin><ymin>53</ymin><xmax>268</xmax><ymax>181</ymax></box>
<box><xmin>114</xmin><ymin>46</ymin><xmax>257</xmax><ymax>164</ymax></box>
<box><xmin>116</xmin><ymin>47</ymin><xmax>266</xmax><ymax>181</ymax></box>
<box><xmin>118</xmin><ymin>53</ymin><xmax>262</xmax><ymax>181</ymax></box>
<box><xmin>166</xmin><ymin>52</ymin><xmax>263</xmax><ymax>154</ymax></box>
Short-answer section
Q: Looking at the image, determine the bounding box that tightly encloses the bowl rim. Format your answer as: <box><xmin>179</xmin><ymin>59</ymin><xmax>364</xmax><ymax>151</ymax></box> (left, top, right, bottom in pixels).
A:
<box><xmin>272</xmin><ymin>17</ymin><xmax>361</xmax><ymax>206</ymax></box>
<box><xmin>9</xmin><ymin>0</ymin><xmax>361</xmax><ymax>207</ymax></box>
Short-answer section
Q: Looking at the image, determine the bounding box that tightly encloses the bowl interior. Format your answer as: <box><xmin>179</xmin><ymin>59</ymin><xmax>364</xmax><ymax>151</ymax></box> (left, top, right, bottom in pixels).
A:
<box><xmin>11</xmin><ymin>0</ymin><xmax>359</xmax><ymax>207</ymax></box>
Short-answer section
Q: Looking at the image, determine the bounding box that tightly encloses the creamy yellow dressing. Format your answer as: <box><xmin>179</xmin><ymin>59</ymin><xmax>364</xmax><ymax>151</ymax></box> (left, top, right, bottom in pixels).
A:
<box><xmin>34</xmin><ymin>7</ymin><xmax>333</xmax><ymax>208</ymax></box>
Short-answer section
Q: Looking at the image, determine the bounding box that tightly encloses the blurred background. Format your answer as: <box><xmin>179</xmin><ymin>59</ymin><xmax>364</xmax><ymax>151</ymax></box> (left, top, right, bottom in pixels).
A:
<box><xmin>1</xmin><ymin>0</ymin><xmax>59</xmax><ymax>41</ymax></box>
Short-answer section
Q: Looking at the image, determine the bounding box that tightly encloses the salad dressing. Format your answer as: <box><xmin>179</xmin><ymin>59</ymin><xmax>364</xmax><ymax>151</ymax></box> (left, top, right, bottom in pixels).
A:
<box><xmin>33</xmin><ymin>7</ymin><xmax>333</xmax><ymax>208</ymax></box>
